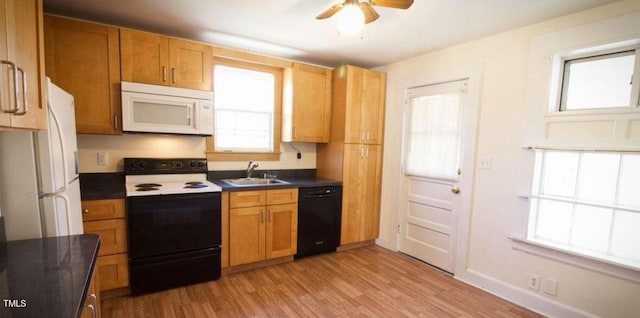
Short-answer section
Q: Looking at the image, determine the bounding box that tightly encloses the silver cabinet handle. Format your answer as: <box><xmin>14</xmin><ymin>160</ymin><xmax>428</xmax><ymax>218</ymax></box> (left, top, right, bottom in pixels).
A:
<box><xmin>260</xmin><ymin>210</ymin><xmax>264</xmax><ymax>223</ymax></box>
<box><xmin>87</xmin><ymin>304</ymin><xmax>96</xmax><ymax>318</ymax></box>
<box><xmin>293</xmin><ymin>127</ymin><xmax>297</xmax><ymax>139</ymax></box>
<box><xmin>365</xmin><ymin>146</ymin><xmax>369</xmax><ymax>158</ymax></box>
<box><xmin>15</xmin><ymin>67</ymin><xmax>27</xmax><ymax>115</ymax></box>
<box><xmin>268</xmin><ymin>209</ymin><xmax>272</xmax><ymax>223</ymax></box>
<box><xmin>162</xmin><ymin>66</ymin><xmax>167</xmax><ymax>82</ymax></box>
<box><xmin>171</xmin><ymin>68</ymin><xmax>176</xmax><ymax>84</ymax></box>
<box><xmin>114</xmin><ymin>114</ymin><xmax>119</xmax><ymax>130</ymax></box>
<box><xmin>1</xmin><ymin>60</ymin><xmax>19</xmax><ymax>113</ymax></box>
<box><xmin>359</xmin><ymin>130</ymin><xmax>365</xmax><ymax>141</ymax></box>
<box><xmin>451</xmin><ymin>187</ymin><xmax>461</xmax><ymax>194</ymax></box>
<box><xmin>366</xmin><ymin>130</ymin><xmax>370</xmax><ymax>141</ymax></box>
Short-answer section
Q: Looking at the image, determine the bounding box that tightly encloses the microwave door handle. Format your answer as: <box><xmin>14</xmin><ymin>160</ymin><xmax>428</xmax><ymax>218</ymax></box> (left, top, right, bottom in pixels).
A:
<box><xmin>187</xmin><ymin>104</ymin><xmax>193</xmax><ymax>127</ymax></box>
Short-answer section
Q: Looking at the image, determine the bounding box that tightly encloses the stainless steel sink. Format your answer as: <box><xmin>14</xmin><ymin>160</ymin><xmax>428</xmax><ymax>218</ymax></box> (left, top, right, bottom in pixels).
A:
<box><xmin>222</xmin><ymin>178</ymin><xmax>289</xmax><ymax>186</ymax></box>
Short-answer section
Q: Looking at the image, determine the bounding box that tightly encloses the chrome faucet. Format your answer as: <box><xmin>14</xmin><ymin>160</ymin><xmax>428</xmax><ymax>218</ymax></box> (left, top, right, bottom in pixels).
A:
<box><xmin>246</xmin><ymin>161</ymin><xmax>259</xmax><ymax>178</ymax></box>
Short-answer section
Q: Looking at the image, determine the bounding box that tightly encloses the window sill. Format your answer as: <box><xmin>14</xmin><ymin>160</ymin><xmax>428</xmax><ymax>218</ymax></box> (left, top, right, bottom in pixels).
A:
<box><xmin>206</xmin><ymin>151</ymin><xmax>280</xmax><ymax>161</ymax></box>
<box><xmin>509</xmin><ymin>236</ymin><xmax>640</xmax><ymax>283</ymax></box>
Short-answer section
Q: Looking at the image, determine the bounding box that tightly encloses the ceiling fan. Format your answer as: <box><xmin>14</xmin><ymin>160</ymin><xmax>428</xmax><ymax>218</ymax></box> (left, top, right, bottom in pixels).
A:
<box><xmin>316</xmin><ymin>0</ymin><xmax>415</xmax><ymax>25</ymax></box>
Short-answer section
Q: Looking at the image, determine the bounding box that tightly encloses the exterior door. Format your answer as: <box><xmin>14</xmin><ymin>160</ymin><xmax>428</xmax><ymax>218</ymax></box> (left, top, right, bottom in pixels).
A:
<box><xmin>399</xmin><ymin>80</ymin><xmax>469</xmax><ymax>273</ymax></box>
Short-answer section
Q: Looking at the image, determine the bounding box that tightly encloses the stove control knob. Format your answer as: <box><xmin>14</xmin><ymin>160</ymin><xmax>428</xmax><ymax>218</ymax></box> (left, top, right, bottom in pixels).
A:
<box><xmin>138</xmin><ymin>162</ymin><xmax>146</xmax><ymax>169</ymax></box>
<box><xmin>174</xmin><ymin>161</ymin><xmax>183</xmax><ymax>168</ymax></box>
<box><xmin>198</xmin><ymin>162</ymin><xmax>204</xmax><ymax>168</ymax></box>
<box><xmin>190</xmin><ymin>162</ymin><xmax>196</xmax><ymax>168</ymax></box>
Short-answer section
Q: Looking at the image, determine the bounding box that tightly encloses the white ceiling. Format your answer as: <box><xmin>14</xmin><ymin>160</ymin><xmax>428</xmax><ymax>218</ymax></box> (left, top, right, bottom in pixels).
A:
<box><xmin>43</xmin><ymin>0</ymin><xmax>618</xmax><ymax>68</ymax></box>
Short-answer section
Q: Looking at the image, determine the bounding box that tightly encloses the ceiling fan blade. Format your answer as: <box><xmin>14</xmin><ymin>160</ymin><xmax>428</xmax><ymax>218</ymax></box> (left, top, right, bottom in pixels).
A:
<box><xmin>370</xmin><ymin>0</ymin><xmax>414</xmax><ymax>9</ymax></box>
<box><xmin>359</xmin><ymin>2</ymin><xmax>380</xmax><ymax>24</ymax></box>
<box><xmin>316</xmin><ymin>3</ymin><xmax>344</xmax><ymax>20</ymax></box>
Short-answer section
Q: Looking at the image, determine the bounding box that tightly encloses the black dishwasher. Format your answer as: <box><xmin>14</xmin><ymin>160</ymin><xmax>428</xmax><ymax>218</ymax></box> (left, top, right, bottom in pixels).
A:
<box><xmin>296</xmin><ymin>185</ymin><xmax>342</xmax><ymax>258</ymax></box>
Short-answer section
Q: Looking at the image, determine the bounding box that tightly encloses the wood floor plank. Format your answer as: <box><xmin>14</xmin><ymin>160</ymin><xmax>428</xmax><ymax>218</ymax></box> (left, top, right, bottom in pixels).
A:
<box><xmin>101</xmin><ymin>246</ymin><xmax>543</xmax><ymax>318</ymax></box>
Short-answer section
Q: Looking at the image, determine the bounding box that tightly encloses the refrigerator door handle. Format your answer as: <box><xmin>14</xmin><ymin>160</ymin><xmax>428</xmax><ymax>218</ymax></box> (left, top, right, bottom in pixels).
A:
<box><xmin>45</xmin><ymin>96</ymin><xmax>71</xmax><ymax>193</ymax></box>
<box><xmin>50</xmin><ymin>193</ymin><xmax>72</xmax><ymax>236</ymax></box>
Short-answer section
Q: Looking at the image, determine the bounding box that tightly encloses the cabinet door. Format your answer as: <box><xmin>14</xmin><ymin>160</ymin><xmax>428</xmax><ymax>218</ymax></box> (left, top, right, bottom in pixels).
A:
<box><xmin>0</xmin><ymin>0</ymin><xmax>9</xmax><ymax>127</ymax></box>
<box><xmin>81</xmin><ymin>268</ymin><xmax>101</xmax><ymax>318</ymax></box>
<box><xmin>1</xmin><ymin>0</ymin><xmax>45</xmax><ymax>130</ymax></box>
<box><xmin>343</xmin><ymin>66</ymin><xmax>365</xmax><ymax>144</ymax></box>
<box><xmin>168</xmin><ymin>38</ymin><xmax>211</xmax><ymax>90</ymax></box>
<box><xmin>361</xmin><ymin>145</ymin><xmax>382</xmax><ymax>240</ymax></box>
<box><xmin>229</xmin><ymin>206</ymin><xmax>265</xmax><ymax>266</ymax></box>
<box><xmin>5</xmin><ymin>0</ymin><xmax>45</xmax><ymax>129</ymax></box>
<box><xmin>83</xmin><ymin>219</ymin><xmax>127</xmax><ymax>256</ymax></box>
<box><xmin>120</xmin><ymin>29</ymin><xmax>169</xmax><ymax>86</ymax></box>
<box><xmin>340</xmin><ymin>144</ymin><xmax>382</xmax><ymax>244</ymax></box>
<box><xmin>81</xmin><ymin>199</ymin><xmax>125</xmax><ymax>221</ymax></box>
<box><xmin>360</xmin><ymin>70</ymin><xmax>386</xmax><ymax>145</ymax></box>
<box><xmin>340</xmin><ymin>144</ymin><xmax>365</xmax><ymax>244</ymax></box>
<box><xmin>266</xmin><ymin>203</ymin><xmax>298</xmax><ymax>259</ymax></box>
<box><xmin>44</xmin><ymin>16</ymin><xmax>121</xmax><ymax>134</ymax></box>
<box><xmin>96</xmin><ymin>253</ymin><xmax>129</xmax><ymax>291</ymax></box>
<box><xmin>290</xmin><ymin>63</ymin><xmax>331</xmax><ymax>142</ymax></box>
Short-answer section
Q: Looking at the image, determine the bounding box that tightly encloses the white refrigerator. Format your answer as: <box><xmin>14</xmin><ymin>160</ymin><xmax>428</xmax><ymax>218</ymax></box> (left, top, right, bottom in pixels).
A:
<box><xmin>0</xmin><ymin>78</ymin><xmax>83</xmax><ymax>240</ymax></box>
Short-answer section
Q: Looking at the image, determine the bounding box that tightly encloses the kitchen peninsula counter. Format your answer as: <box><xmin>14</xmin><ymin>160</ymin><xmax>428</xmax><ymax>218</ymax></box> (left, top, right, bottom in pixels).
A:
<box><xmin>0</xmin><ymin>234</ymin><xmax>100</xmax><ymax>318</ymax></box>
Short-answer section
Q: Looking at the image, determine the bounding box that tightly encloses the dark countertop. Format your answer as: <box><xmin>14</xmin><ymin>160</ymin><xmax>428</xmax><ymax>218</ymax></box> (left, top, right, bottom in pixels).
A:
<box><xmin>208</xmin><ymin>168</ymin><xmax>340</xmax><ymax>191</ymax></box>
<box><xmin>212</xmin><ymin>177</ymin><xmax>342</xmax><ymax>191</ymax></box>
<box><xmin>0</xmin><ymin>234</ymin><xmax>100</xmax><ymax>318</ymax></box>
<box><xmin>77</xmin><ymin>169</ymin><xmax>341</xmax><ymax>198</ymax></box>
<box><xmin>79</xmin><ymin>173</ymin><xmax>125</xmax><ymax>200</ymax></box>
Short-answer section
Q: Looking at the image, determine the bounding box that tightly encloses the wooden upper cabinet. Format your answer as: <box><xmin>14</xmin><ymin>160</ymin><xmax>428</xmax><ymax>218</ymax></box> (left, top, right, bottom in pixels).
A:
<box><xmin>44</xmin><ymin>15</ymin><xmax>121</xmax><ymax>134</ymax></box>
<box><xmin>120</xmin><ymin>30</ymin><xmax>168</xmax><ymax>86</ymax></box>
<box><xmin>120</xmin><ymin>29</ymin><xmax>212</xmax><ymax>91</ymax></box>
<box><xmin>282</xmin><ymin>63</ymin><xmax>332</xmax><ymax>143</ymax></box>
<box><xmin>341</xmin><ymin>65</ymin><xmax>386</xmax><ymax>145</ymax></box>
<box><xmin>0</xmin><ymin>0</ymin><xmax>46</xmax><ymax>130</ymax></box>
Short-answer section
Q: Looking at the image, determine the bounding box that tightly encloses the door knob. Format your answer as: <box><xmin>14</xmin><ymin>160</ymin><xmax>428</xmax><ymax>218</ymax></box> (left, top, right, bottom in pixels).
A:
<box><xmin>451</xmin><ymin>187</ymin><xmax>460</xmax><ymax>194</ymax></box>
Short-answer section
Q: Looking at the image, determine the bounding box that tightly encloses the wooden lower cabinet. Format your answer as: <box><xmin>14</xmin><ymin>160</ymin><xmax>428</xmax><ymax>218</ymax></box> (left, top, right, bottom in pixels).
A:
<box><xmin>228</xmin><ymin>189</ymin><xmax>298</xmax><ymax>267</ymax></box>
<box><xmin>266</xmin><ymin>203</ymin><xmax>297</xmax><ymax>259</ymax></box>
<box><xmin>81</xmin><ymin>199</ymin><xmax>129</xmax><ymax>292</ymax></box>
<box><xmin>95</xmin><ymin>254</ymin><xmax>129</xmax><ymax>291</ymax></box>
<box><xmin>340</xmin><ymin>144</ymin><xmax>382</xmax><ymax>244</ymax></box>
<box><xmin>81</xmin><ymin>267</ymin><xmax>101</xmax><ymax>318</ymax></box>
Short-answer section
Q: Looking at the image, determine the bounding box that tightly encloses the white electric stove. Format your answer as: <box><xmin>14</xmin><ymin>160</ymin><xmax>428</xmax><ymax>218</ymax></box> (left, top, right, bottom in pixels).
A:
<box><xmin>124</xmin><ymin>158</ymin><xmax>221</xmax><ymax>197</ymax></box>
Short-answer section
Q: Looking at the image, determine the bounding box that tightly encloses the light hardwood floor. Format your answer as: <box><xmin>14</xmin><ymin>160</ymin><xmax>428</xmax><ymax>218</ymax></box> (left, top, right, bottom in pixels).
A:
<box><xmin>102</xmin><ymin>246</ymin><xmax>543</xmax><ymax>317</ymax></box>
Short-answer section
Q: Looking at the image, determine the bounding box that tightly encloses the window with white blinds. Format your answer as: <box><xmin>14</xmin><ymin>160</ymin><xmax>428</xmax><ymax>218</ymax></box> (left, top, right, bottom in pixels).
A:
<box><xmin>404</xmin><ymin>80</ymin><xmax>466</xmax><ymax>180</ymax></box>
<box><xmin>528</xmin><ymin>150</ymin><xmax>640</xmax><ymax>268</ymax></box>
<box><xmin>213</xmin><ymin>64</ymin><xmax>275</xmax><ymax>152</ymax></box>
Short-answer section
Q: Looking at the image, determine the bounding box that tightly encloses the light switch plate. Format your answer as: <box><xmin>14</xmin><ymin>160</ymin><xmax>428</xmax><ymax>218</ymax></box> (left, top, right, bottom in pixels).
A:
<box><xmin>479</xmin><ymin>156</ymin><xmax>492</xmax><ymax>169</ymax></box>
<box><xmin>543</xmin><ymin>278</ymin><xmax>558</xmax><ymax>296</ymax></box>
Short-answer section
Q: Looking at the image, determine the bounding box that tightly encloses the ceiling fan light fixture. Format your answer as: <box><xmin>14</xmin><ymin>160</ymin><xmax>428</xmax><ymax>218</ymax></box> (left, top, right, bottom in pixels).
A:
<box><xmin>337</xmin><ymin>3</ymin><xmax>365</xmax><ymax>36</ymax></box>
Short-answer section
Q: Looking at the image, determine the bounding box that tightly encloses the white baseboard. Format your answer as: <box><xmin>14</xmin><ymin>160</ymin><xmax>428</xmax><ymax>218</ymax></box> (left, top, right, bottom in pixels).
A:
<box><xmin>375</xmin><ymin>237</ymin><xmax>396</xmax><ymax>251</ymax></box>
<box><xmin>455</xmin><ymin>269</ymin><xmax>598</xmax><ymax>318</ymax></box>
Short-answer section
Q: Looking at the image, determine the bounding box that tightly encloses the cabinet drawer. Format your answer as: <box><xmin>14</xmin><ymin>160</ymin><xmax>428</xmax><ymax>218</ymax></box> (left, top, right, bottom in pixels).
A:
<box><xmin>96</xmin><ymin>253</ymin><xmax>129</xmax><ymax>291</ymax></box>
<box><xmin>266</xmin><ymin>188</ymin><xmax>298</xmax><ymax>205</ymax></box>
<box><xmin>83</xmin><ymin>219</ymin><xmax>127</xmax><ymax>256</ymax></box>
<box><xmin>81</xmin><ymin>199</ymin><xmax>125</xmax><ymax>221</ymax></box>
<box><xmin>230</xmin><ymin>190</ymin><xmax>266</xmax><ymax>208</ymax></box>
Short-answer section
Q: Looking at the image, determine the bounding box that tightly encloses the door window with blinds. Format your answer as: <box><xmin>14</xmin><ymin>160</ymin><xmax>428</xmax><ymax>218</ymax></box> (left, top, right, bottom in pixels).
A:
<box><xmin>404</xmin><ymin>80</ymin><xmax>466</xmax><ymax>180</ymax></box>
<box><xmin>212</xmin><ymin>62</ymin><xmax>278</xmax><ymax>153</ymax></box>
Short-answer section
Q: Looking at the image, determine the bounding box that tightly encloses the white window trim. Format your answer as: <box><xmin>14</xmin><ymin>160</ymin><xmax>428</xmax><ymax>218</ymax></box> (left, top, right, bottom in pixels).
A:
<box><xmin>546</xmin><ymin>41</ymin><xmax>640</xmax><ymax>116</ymax></box>
<box><xmin>509</xmin><ymin>236</ymin><xmax>640</xmax><ymax>283</ymax></box>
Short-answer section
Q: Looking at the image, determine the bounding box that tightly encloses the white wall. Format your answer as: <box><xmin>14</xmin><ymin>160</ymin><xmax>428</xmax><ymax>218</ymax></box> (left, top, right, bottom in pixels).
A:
<box><xmin>377</xmin><ymin>1</ymin><xmax>640</xmax><ymax>317</ymax></box>
<box><xmin>77</xmin><ymin>134</ymin><xmax>315</xmax><ymax>172</ymax></box>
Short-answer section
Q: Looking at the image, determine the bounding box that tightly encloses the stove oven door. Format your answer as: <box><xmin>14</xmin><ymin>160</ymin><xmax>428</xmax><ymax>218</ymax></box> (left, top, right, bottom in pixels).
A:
<box><xmin>127</xmin><ymin>192</ymin><xmax>221</xmax><ymax>259</ymax></box>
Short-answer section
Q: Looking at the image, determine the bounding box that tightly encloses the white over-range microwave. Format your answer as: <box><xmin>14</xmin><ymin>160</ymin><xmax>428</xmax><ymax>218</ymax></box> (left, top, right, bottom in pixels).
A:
<box><xmin>121</xmin><ymin>81</ymin><xmax>214</xmax><ymax>135</ymax></box>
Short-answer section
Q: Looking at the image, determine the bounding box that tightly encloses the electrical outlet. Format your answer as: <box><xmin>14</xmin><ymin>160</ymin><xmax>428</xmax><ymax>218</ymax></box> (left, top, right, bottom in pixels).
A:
<box><xmin>528</xmin><ymin>274</ymin><xmax>540</xmax><ymax>291</ymax></box>
<box><xmin>542</xmin><ymin>278</ymin><xmax>558</xmax><ymax>296</ymax></box>
<box><xmin>97</xmin><ymin>152</ymin><xmax>108</xmax><ymax>166</ymax></box>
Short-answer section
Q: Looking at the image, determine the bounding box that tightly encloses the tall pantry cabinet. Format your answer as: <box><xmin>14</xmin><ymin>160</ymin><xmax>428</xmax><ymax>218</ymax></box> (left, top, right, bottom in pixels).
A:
<box><xmin>317</xmin><ymin>64</ymin><xmax>386</xmax><ymax>246</ymax></box>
